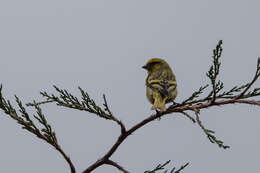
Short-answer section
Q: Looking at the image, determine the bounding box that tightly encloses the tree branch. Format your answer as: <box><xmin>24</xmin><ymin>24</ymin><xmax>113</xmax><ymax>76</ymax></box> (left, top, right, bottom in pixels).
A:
<box><xmin>0</xmin><ymin>88</ymin><xmax>76</xmax><ymax>173</ymax></box>
<box><xmin>83</xmin><ymin>96</ymin><xmax>260</xmax><ymax>172</ymax></box>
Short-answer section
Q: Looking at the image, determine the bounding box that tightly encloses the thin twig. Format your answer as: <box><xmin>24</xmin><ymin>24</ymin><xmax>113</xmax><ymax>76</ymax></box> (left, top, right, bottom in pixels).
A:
<box><xmin>7</xmin><ymin>111</ymin><xmax>76</xmax><ymax>173</ymax></box>
<box><xmin>0</xmin><ymin>90</ymin><xmax>76</xmax><ymax>173</ymax></box>
<box><xmin>103</xmin><ymin>94</ymin><xmax>126</xmax><ymax>133</ymax></box>
<box><xmin>105</xmin><ymin>160</ymin><xmax>130</xmax><ymax>173</ymax></box>
<box><xmin>55</xmin><ymin>144</ymin><xmax>76</xmax><ymax>173</ymax></box>
<box><xmin>174</xmin><ymin>162</ymin><xmax>189</xmax><ymax>173</ymax></box>
<box><xmin>237</xmin><ymin>69</ymin><xmax>260</xmax><ymax>99</ymax></box>
<box><xmin>180</xmin><ymin>111</ymin><xmax>196</xmax><ymax>123</ymax></box>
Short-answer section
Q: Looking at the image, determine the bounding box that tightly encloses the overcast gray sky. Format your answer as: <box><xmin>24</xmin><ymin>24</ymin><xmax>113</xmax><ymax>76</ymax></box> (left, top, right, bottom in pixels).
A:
<box><xmin>1</xmin><ymin>0</ymin><xmax>260</xmax><ymax>173</ymax></box>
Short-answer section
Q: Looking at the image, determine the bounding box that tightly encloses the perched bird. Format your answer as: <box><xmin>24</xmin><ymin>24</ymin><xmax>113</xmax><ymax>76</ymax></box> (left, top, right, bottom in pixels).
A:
<box><xmin>142</xmin><ymin>58</ymin><xmax>177</xmax><ymax>112</ymax></box>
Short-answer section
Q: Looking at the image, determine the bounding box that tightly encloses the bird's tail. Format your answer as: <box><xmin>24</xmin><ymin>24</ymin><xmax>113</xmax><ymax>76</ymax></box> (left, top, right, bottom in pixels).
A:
<box><xmin>151</xmin><ymin>92</ymin><xmax>167</xmax><ymax>112</ymax></box>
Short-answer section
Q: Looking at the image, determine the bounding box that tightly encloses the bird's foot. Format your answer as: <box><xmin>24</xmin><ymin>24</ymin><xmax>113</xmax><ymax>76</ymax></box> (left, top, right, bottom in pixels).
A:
<box><xmin>171</xmin><ymin>101</ymin><xmax>180</xmax><ymax>106</ymax></box>
<box><xmin>169</xmin><ymin>101</ymin><xmax>181</xmax><ymax>109</ymax></box>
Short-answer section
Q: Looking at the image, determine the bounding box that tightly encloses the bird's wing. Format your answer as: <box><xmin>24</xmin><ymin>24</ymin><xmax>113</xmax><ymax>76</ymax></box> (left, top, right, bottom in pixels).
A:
<box><xmin>147</xmin><ymin>79</ymin><xmax>177</xmax><ymax>98</ymax></box>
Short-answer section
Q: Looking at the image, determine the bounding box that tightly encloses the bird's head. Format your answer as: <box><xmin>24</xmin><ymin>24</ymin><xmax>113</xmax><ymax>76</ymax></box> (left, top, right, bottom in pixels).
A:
<box><xmin>142</xmin><ymin>58</ymin><xmax>169</xmax><ymax>74</ymax></box>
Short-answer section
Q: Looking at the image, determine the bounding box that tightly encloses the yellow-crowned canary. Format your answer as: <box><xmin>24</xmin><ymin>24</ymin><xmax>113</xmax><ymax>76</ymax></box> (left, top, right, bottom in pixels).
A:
<box><xmin>142</xmin><ymin>58</ymin><xmax>177</xmax><ymax>112</ymax></box>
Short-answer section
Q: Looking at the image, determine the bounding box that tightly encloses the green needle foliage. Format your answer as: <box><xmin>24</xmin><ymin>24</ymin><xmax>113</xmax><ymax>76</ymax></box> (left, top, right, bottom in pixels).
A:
<box><xmin>0</xmin><ymin>85</ymin><xmax>75</xmax><ymax>172</ymax></box>
<box><xmin>178</xmin><ymin>41</ymin><xmax>260</xmax><ymax>149</ymax></box>
<box><xmin>30</xmin><ymin>85</ymin><xmax>116</xmax><ymax>120</ymax></box>
<box><xmin>207</xmin><ymin>40</ymin><xmax>223</xmax><ymax>102</ymax></box>
<box><xmin>218</xmin><ymin>84</ymin><xmax>249</xmax><ymax>98</ymax></box>
<box><xmin>194</xmin><ymin>109</ymin><xmax>230</xmax><ymax>149</ymax></box>
<box><xmin>144</xmin><ymin>160</ymin><xmax>189</xmax><ymax>173</ymax></box>
<box><xmin>181</xmin><ymin>84</ymin><xmax>209</xmax><ymax>105</ymax></box>
<box><xmin>182</xmin><ymin>41</ymin><xmax>260</xmax><ymax>105</ymax></box>
<box><xmin>0</xmin><ymin>86</ymin><xmax>57</xmax><ymax>145</ymax></box>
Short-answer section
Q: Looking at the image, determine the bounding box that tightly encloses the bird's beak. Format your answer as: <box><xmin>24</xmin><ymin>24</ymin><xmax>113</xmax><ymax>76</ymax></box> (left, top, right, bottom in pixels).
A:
<box><xmin>142</xmin><ymin>65</ymin><xmax>148</xmax><ymax>69</ymax></box>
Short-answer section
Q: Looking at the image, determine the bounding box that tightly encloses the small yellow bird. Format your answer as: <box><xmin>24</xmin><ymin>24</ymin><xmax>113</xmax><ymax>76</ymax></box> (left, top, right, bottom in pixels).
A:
<box><xmin>142</xmin><ymin>58</ymin><xmax>177</xmax><ymax>112</ymax></box>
